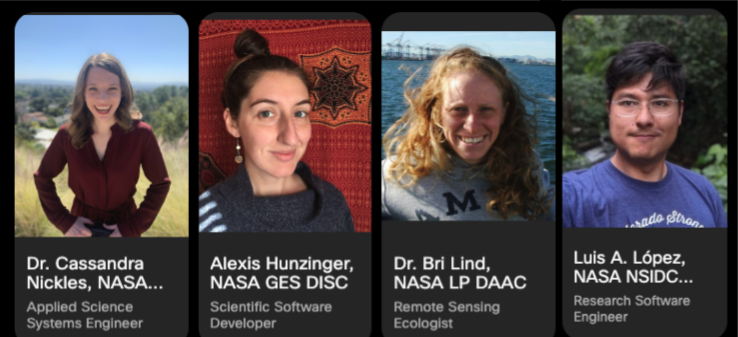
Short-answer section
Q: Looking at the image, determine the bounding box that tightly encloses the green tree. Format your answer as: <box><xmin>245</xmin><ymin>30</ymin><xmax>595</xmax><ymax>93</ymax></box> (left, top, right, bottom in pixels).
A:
<box><xmin>29</xmin><ymin>97</ymin><xmax>48</xmax><ymax>112</ymax></box>
<box><xmin>45</xmin><ymin>117</ymin><xmax>57</xmax><ymax>129</ymax></box>
<box><xmin>15</xmin><ymin>123</ymin><xmax>37</xmax><ymax>142</ymax></box>
<box><xmin>149</xmin><ymin>96</ymin><xmax>189</xmax><ymax>143</ymax></box>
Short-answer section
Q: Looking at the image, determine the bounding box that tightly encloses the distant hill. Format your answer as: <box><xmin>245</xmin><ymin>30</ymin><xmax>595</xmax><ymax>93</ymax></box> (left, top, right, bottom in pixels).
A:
<box><xmin>15</xmin><ymin>79</ymin><xmax>188</xmax><ymax>92</ymax></box>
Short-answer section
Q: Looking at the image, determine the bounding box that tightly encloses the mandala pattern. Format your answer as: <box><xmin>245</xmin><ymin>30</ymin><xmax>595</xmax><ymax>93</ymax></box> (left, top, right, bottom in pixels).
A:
<box><xmin>301</xmin><ymin>48</ymin><xmax>371</xmax><ymax>127</ymax></box>
<box><xmin>199</xmin><ymin>20</ymin><xmax>372</xmax><ymax>232</ymax></box>
<box><xmin>199</xmin><ymin>151</ymin><xmax>227</xmax><ymax>194</ymax></box>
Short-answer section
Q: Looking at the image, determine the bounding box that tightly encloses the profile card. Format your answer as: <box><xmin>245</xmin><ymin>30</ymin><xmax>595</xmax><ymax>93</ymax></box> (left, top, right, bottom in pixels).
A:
<box><xmin>197</xmin><ymin>13</ymin><xmax>371</xmax><ymax>337</ymax></box>
<box><xmin>14</xmin><ymin>14</ymin><xmax>189</xmax><ymax>336</ymax></box>
<box><xmin>561</xmin><ymin>9</ymin><xmax>728</xmax><ymax>337</ymax></box>
<box><xmin>381</xmin><ymin>12</ymin><xmax>557</xmax><ymax>336</ymax></box>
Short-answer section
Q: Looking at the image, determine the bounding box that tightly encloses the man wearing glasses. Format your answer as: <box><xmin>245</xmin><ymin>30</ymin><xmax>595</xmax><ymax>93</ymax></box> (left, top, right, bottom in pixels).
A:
<box><xmin>562</xmin><ymin>41</ymin><xmax>727</xmax><ymax>228</ymax></box>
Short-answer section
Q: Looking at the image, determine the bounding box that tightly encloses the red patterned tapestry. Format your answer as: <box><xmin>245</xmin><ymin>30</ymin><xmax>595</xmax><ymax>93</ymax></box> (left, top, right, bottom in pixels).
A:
<box><xmin>199</xmin><ymin>20</ymin><xmax>372</xmax><ymax>232</ymax></box>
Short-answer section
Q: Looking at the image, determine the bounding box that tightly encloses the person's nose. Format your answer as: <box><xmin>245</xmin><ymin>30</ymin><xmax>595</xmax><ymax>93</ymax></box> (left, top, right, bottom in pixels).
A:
<box><xmin>463</xmin><ymin>110</ymin><xmax>482</xmax><ymax>133</ymax></box>
<box><xmin>634</xmin><ymin>102</ymin><xmax>655</xmax><ymax>129</ymax></box>
<box><xmin>97</xmin><ymin>89</ymin><xmax>110</xmax><ymax>101</ymax></box>
<box><xmin>278</xmin><ymin>114</ymin><xmax>300</xmax><ymax>146</ymax></box>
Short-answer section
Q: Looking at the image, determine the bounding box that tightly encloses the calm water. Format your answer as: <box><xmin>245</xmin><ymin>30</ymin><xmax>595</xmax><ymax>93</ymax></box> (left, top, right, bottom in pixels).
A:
<box><xmin>381</xmin><ymin>60</ymin><xmax>557</xmax><ymax>184</ymax></box>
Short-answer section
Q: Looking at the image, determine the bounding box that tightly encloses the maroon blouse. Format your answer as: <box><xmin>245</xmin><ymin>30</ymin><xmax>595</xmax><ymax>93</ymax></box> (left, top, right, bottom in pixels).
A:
<box><xmin>34</xmin><ymin>120</ymin><xmax>171</xmax><ymax>237</ymax></box>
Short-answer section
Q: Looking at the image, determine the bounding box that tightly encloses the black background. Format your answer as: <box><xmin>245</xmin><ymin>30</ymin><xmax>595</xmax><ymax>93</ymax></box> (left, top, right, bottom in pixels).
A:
<box><xmin>563</xmin><ymin>230</ymin><xmax>727</xmax><ymax>337</ymax></box>
<box><xmin>15</xmin><ymin>239</ymin><xmax>188</xmax><ymax>337</ymax></box>
<box><xmin>198</xmin><ymin>234</ymin><xmax>371</xmax><ymax>337</ymax></box>
<box><xmin>10</xmin><ymin>1</ymin><xmax>736</xmax><ymax>337</ymax></box>
<box><xmin>382</xmin><ymin>222</ymin><xmax>555</xmax><ymax>337</ymax></box>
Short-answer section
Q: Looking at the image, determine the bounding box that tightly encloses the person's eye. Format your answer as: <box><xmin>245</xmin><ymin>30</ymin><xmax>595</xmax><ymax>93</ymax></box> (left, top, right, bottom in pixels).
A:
<box><xmin>259</xmin><ymin>110</ymin><xmax>275</xmax><ymax>118</ymax></box>
<box><xmin>294</xmin><ymin>110</ymin><xmax>308</xmax><ymax>118</ymax></box>
<box><xmin>108</xmin><ymin>87</ymin><xmax>118</xmax><ymax>91</ymax></box>
<box><xmin>620</xmin><ymin>100</ymin><xmax>638</xmax><ymax>107</ymax></box>
<box><xmin>88</xmin><ymin>87</ymin><xmax>97</xmax><ymax>92</ymax></box>
<box><xmin>652</xmin><ymin>100</ymin><xmax>670</xmax><ymax>107</ymax></box>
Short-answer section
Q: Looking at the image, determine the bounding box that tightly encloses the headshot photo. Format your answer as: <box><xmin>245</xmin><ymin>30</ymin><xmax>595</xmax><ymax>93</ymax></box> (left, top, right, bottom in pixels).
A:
<box><xmin>561</xmin><ymin>14</ymin><xmax>728</xmax><ymax>228</ymax></box>
<box><xmin>380</xmin><ymin>31</ymin><xmax>556</xmax><ymax>221</ymax></box>
<box><xmin>14</xmin><ymin>15</ymin><xmax>189</xmax><ymax>237</ymax></box>
<box><xmin>198</xmin><ymin>19</ymin><xmax>371</xmax><ymax>232</ymax></box>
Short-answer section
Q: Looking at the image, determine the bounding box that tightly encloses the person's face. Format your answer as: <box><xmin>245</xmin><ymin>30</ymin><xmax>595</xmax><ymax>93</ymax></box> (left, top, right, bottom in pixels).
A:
<box><xmin>84</xmin><ymin>67</ymin><xmax>122</xmax><ymax>124</ymax></box>
<box><xmin>225</xmin><ymin>71</ymin><xmax>311</xmax><ymax>179</ymax></box>
<box><xmin>441</xmin><ymin>70</ymin><xmax>507</xmax><ymax>165</ymax></box>
<box><xmin>607</xmin><ymin>72</ymin><xmax>683</xmax><ymax>163</ymax></box>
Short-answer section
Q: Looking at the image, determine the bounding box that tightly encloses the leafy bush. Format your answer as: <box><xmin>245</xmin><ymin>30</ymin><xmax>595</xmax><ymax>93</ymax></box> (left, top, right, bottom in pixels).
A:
<box><xmin>692</xmin><ymin>142</ymin><xmax>727</xmax><ymax>214</ymax></box>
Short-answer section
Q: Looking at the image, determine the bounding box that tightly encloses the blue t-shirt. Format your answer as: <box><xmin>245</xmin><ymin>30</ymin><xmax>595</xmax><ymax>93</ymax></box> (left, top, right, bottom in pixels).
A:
<box><xmin>562</xmin><ymin>160</ymin><xmax>727</xmax><ymax>228</ymax></box>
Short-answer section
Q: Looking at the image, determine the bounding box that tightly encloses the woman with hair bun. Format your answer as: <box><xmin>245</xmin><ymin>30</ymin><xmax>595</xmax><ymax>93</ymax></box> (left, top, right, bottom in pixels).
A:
<box><xmin>382</xmin><ymin>47</ymin><xmax>554</xmax><ymax>221</ymax></box>
<box><xmin>34</xmin><ymin>53</ymin><xmax>171</xmax><ymax>237</ymax></box>
<box><xmin>198</xmin><ymin>29</ymin><xmax>354</xmax><ymax>232</ymax></box>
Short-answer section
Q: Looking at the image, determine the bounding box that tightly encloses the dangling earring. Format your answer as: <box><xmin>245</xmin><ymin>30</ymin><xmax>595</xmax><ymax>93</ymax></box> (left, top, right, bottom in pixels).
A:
<box><xmin>235</xmin><ymin>138</ymin><xmax>243</xmax><ymax>163</ymax></box>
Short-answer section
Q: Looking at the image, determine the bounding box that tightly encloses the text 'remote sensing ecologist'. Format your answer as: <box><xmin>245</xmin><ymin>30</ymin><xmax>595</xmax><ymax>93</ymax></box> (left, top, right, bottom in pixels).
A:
<box><xmin>563</xmin><ymin>42</ymin><xmax>727</xmax><ymax>228</ymax></box>
<box><xmin>34</xmin><ymin>54</ymin><xmax>171</xmax><ymax>237</ymax></box>
<box><xmin>382</xmin><ymin>47</ymin><xmax>554</xmax><ymax>221</ymax></box>
<box><xmin>198</xmin><ymin>29</ymin><xmax>354</xmax><ymax>233</ymax></box>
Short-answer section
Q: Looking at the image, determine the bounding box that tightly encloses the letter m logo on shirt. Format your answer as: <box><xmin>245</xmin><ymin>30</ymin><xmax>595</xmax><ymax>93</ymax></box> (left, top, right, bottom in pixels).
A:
<box><xmin>443</xmin><ymin>190</ymin><xmax>482</xmax><ymax>216</ymax></box>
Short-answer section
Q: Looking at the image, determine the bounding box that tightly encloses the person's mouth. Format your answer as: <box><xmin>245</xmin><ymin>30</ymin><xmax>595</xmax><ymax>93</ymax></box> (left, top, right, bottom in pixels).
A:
<box><xmin>94</xmin><ymin>105</ymin><xmax>112</xmax><ymax>115</ymax></box>
<box><xmin>458</xmin><ymin>135</ymin><xmax>487</xmax><ymax>144</ymax></box>
<box><xmin>629</xmin><ymin>133</ymin><xmax>659</xmax><ymax>139</ymax></box>
<box><xmin>272</xmin><ymin>150</ymin><xmax>296</xmax><ymax>162</ymax></box>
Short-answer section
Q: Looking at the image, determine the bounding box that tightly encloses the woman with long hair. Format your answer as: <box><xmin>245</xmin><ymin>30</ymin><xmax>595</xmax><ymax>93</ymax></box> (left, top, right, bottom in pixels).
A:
<box><xmin>34</xmin><ymin>53</ymin><xmax>170</xmax><ymax>237</ymax></box>
<box><xmin>198</xmin><ymin>29</ymin><xmax>354</xmax><ymax>232</ymax></box>
<box><xmin>382</xmin><ymin>47</ymin><xmax>553</xmax><ymax>221</ymax></box>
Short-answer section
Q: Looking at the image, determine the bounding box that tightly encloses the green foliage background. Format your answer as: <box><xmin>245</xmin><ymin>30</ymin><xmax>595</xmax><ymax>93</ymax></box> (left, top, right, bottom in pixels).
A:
<box><xmin>562</xmin><ymin>14</ymin><xmax>728</xmax><ymax>211</ymax></box>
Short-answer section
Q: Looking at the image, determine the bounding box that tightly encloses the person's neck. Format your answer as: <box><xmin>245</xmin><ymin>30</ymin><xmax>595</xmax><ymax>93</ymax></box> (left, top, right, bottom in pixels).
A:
<box><xmin>610</xmin><ymin>151</ymin><xmax>667</xmax><ymax>182</ymax></box>
<box><xmin>245</xmin><ymin>162</ymin><xmax>305</xmax><ymax>197</ymax></box>
<box><xmin>92</xmin><ymin>119</ymin><xmax>116</xmax><ymax>135</ymax></box>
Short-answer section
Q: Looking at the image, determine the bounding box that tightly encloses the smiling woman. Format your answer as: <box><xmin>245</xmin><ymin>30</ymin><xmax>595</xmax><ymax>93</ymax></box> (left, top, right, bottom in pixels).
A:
<box><xmin>34</xmin><ymin>53</ymin><xmax>171</xmax><ymax>237</ymax></box>
<box><xmin>382</xmin><ymin>47</ymin><xmax>554</xmax><ymax>221</ymax></box>
<box><xmin>198</xmin><ymin>29</ymin><xmax>354</xmax><ymax>233</ymax></box>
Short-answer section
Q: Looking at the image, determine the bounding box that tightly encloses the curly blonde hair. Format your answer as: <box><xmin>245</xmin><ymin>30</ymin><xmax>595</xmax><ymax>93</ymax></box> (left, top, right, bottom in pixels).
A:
<box><xmin>383</xmin><ymin>47</ymin><xmax>550</xmax><ymax>219</ymax></box>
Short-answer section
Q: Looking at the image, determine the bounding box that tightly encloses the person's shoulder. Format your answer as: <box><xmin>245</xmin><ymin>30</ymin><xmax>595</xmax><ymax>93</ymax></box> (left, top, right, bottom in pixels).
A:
<box><xmin>199</xmin><ymin>169</ymin><xmax>240</xmax><ymax>205</ymax></box>
<box><xmin>129</xmin><ymin>120</ymin><xmax>154</xmax><ymax>134</ymax></box>
<box><xmin>562</xmin><ymin>161</ymin><xmax>609</xmax><ymax>202</ymax></box>
<box><xmin>668</xmin><ymin>162</ymin><xmax>718</xmax><ymax>192</ymax></box>
<box><xmin>562</xmin><ymin>165</ymin><xmax>597</xmax><ymax>187</ymax></box>
<box><xmin>313</xmin><ymin>172</ymin><xmax>348</xmax><ymax>204</ymax></box>
<box><xmin>56</xmin><ymin>123</ymin><xmax>72</xmax><ymax>138</ymax></box>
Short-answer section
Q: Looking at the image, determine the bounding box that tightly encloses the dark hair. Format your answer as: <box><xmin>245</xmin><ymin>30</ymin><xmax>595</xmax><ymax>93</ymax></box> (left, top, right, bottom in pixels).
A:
<box><xmin>68</xmin><ymin>53</ymin><xmax>134</xmax><ymax>149</ymax></box>
<box><xmin>605</xmin><ymin>41</ymin><xmax>686</xmax><ymax>101</ymax></box>
<box><xmin>222</xmin><ymin>29</ymin><xmax>311</xmax><ymax>120</ymax></box>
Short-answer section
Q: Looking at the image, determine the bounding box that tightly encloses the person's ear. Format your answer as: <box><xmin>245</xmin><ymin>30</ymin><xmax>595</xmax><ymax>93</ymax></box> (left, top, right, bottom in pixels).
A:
<box><xmin>678</xmin><ymin>100</ymin><xmax>683</xmax><ymax>126</ymax></box>
<box><xmin>223</xmin><ymin>108</ymin><xmax>240</xmax><ymax>138</ymax></box>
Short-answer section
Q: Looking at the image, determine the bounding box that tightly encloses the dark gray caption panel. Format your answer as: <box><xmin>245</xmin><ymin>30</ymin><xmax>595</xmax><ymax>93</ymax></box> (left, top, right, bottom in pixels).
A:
<box><xmin>563</xmin><ymin>229</ymin><xmax>727</xmax><ymax>337</ymax></box>
<box><xmin>382</xmin><ymin>222</ymin><xmax>554</xmax><ymax>337</ymax></box>
<box><xmin>15</xmin><ymin>238</ymin><xmax>188</xmax><ymax>337</ymax></box>
<box><xmin>199</xmin><ymin>233</ymin><xmax>371</xmax><ymax>337</ymax></box>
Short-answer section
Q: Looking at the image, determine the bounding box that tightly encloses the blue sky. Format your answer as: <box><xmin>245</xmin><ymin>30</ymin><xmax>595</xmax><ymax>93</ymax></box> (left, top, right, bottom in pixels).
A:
<box><xmin>15</xmin><ymin>15</ymin><xmax>188</xmax><ymax>84</ymax></box>
<box><xmin>381</xmin><ymin>31</ymin><xmax>555</xmax><ymax>60</ymax></box>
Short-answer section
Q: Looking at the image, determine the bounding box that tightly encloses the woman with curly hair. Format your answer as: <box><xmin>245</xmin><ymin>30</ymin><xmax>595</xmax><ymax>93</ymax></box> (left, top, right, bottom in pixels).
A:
<box><xmin>382</xmin><ymin>47</ymin><xmax>554</xmax><ymax>221</ymax></box>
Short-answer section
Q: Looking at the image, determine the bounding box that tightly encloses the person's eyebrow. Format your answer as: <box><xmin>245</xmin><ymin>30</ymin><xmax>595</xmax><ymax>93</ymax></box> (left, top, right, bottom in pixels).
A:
<box><xmin>613</xmin><ymin>93</ymin><xmax>640</xmax><ymax>100</ymax></box>
<box><xmin>294</xmin><ymin>99</ymin><xmax>311</xmax><ymax>107</ymax></box>
<box><xmin>249</xmin><ymin>98</ymin><xmax>278</xmax><ymax>107</ymax></box>
<box><xmin>649</xmin><ymin>93</ymin><xmax>676</xmax><ymax>100</ymax></box>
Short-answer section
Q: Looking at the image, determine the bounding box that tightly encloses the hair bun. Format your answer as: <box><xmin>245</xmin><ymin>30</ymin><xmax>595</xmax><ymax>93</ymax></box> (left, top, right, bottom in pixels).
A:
<box><xmin>234</xmin><ymin>29</ymin><xmax>270</xmax><ymax>59</ymax></box>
